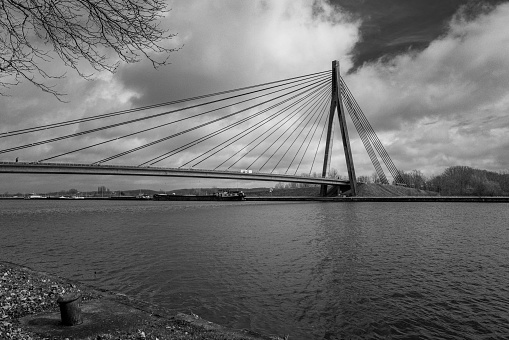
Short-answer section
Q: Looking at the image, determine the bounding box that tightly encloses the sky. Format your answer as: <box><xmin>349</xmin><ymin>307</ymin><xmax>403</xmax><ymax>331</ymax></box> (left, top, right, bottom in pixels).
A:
<box><xmin>1</xmin><ymin>0</ymin><xmax>509</xmax><ymax>193</ymax></box>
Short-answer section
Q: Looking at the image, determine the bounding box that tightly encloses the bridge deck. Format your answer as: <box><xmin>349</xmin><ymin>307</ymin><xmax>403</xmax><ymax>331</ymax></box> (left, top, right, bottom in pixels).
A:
<box><xmin>0</xmin><ymin>162</ymin><xmax>349</xmax><ymax>186</ymax></box>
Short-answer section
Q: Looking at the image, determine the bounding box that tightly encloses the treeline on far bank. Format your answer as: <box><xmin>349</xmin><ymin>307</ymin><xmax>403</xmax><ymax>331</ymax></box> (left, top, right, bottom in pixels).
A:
<box><xmin>269</xmin><ymin>165</ymin><xmax>509</xmax><ymax>197</ymax></box>
<box><xmin>399</xmin><ymin>166</ymin><xmax>509</xmax><ymax>196</ymax></box>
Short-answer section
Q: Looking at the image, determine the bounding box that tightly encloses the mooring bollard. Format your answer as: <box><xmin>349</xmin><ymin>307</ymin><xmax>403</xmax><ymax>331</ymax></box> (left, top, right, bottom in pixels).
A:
<box><xmin>57</xmin><ymin>293</ymin><xmax>83</xmax><ymax>326</ymax></box>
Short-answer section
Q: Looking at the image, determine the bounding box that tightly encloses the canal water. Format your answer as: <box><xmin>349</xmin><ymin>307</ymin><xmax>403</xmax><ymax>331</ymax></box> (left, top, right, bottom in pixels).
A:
<box><xmin>1</xmin><ymin>200</ymin><xmax>508</xmax><ymax>339</ymax></box>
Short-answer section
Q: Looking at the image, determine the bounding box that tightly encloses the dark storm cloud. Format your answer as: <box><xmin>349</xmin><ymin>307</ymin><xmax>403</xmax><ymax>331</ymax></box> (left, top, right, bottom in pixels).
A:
<box><xmin>331</xmin><ymin>0</ymin><xmax>508</xmax><ymax>69</ymax></box>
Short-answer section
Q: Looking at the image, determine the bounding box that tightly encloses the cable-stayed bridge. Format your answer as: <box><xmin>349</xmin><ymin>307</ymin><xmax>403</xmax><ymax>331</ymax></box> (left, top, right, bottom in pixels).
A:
<box><xmin>0</xmin><ymin>61</ymin><xmax>406</xmax><ymax>196</ymax></box>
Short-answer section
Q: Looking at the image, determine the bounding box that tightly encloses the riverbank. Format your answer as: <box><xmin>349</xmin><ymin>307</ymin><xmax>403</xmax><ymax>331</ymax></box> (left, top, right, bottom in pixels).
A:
<box><xmin>0</xmin><ymin>262</ymin><xmax>285</xmax><ymax>340</ymax></box>
<box><xmin>246</xmin><ymin>196</ymin><xmax>509</xmax><ymax>202</ymax></box>
<box><xmin>4</xmin><ymin>196</ymin><xmax>509</xmax><ymax>203</ymax></box>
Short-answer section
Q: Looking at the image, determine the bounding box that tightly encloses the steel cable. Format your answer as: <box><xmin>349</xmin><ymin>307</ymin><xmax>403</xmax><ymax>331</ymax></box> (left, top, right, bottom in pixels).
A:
<box><xmin>224</xmin><ymin>84</ymin><xmax>331</xmax><ymax>170</ymax></box>
<box><xmin>0</xmin><ymin>70</ymin><xmax>330</xmax><ymax>138</ymax></box>
<box><xmin>274</xmin><ymin>90</ymin><xmax>331</xmax><ymax>174</ymax></box>
<box><xmin>258</xmin><ymin>90</ymin><xmax>328</xmax><ymax>173</ymax></box>
<box><xmin>0</xmin><ymin>73</ymin><xmax>329</xmax><ymax>156</ymax></box>
<box><xmin>291</xmin><ymin>92</ymin><xmax>331</xmax><ymax>175</ymax></box>
<box><xmin>309</xmin><ymin>104</ymin><xmax>332</xmax><ymax>176</ymax></box>
<box><xmin>36</xmin><ymin>75</ymin><xmax>328</xmax><ymax>163</ymax></box>
<box><xmin>340</xmin><ymin>77</ymin><xmax>406</xmax><ymax>184</ymax></box>
<box><xmin>341</xmin><ymin>85</ymin><xmax>388</xmax><ymax>184</ymax></box>
<box><xmin>188</xmin><ymin>81</ymin><xmax>331</xmax><ymax>169</ymax></box>
<box><xmin>149</xmin><ymin>79</ymin><xmax>330</xmax><ymax>168</ymax></box>
<box><xmin>95</xmin><ymin>77</ymin><xmax>329</xmax><ymax>164</ymax></box>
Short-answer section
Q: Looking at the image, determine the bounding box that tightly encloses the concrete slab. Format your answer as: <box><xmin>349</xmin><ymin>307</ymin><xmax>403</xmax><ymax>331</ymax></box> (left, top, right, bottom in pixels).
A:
<box><xmin>20</xmin><ymin>297</ymin><xmax>155</xmax><ymax>339</ymax></box>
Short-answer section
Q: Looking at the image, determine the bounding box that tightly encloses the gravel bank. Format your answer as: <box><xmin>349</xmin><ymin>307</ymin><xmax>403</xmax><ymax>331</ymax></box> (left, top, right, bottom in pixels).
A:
<box><xmin>0</xmin><ymin>262</ymin><xmax>284</xmax><ymax>340</ymax></box>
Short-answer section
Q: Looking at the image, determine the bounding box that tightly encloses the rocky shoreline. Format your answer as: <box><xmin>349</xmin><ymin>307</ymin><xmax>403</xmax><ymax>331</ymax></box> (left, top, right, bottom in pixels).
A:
<box><xmin>0</xmin><ymin>262</ymin><xmax>285</xmax><ymax>340</ymax></box>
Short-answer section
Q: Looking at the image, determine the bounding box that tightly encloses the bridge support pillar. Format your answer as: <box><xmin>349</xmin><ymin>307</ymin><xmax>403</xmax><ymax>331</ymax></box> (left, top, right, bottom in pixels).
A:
<box><xmin>320</xmin><ymin>60</ymin><xmax>357</xmax><ymax>197</ymax></box>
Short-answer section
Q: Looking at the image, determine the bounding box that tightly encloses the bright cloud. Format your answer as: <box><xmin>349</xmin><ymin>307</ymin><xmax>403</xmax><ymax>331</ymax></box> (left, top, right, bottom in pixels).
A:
<box><xmin>118</xmin><ymin>0</ymin><xmax>359</xmax><ymax>105</ymax></box>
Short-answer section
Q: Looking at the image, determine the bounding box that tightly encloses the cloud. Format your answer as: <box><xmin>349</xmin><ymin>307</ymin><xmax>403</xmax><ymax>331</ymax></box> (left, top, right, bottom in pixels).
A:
<box><xmin>344</xmin><ymin>2</ymin><xmax>509</xmax><ymax>176</ymax></box>
<box><xmin>117</xmin><ymin>0</ymin><xmax>359</xmax><ymax>105</ymax></box>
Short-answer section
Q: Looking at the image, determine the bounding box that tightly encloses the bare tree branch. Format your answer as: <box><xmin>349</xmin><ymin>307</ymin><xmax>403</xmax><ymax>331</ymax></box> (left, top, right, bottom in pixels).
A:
<box><xmin>0</xmin><ymin>0</ymin><xmax>180</xmax><ymax>99</ymax></box>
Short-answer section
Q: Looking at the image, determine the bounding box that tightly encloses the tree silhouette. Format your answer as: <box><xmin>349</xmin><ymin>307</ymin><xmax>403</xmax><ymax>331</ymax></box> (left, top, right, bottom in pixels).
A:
<box><xmin>0</xmin><ymin>0</ymin><xmax>179</xmax><ymax>98</ymax></box>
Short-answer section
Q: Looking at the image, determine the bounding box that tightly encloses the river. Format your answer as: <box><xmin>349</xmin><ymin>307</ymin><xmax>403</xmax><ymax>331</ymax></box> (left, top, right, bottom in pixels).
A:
<box><xmin>1</xmin><ymin>200</ymin><xmax>508</xmax><ymax>339</ymax></box>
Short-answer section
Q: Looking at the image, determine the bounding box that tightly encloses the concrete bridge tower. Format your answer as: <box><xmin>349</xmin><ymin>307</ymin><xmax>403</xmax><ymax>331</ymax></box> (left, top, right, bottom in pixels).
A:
<box><xmin>320</xmin><ymin>60</ymin><xmax>357</xmax><ymax>197</ymax></box>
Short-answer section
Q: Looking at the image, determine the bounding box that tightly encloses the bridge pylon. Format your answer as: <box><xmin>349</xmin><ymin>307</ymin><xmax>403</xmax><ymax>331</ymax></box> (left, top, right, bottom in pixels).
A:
<box><xmin>320</xmin><ymin>60</ymin><xmax>357</xmax><ymax>197</ymax></box>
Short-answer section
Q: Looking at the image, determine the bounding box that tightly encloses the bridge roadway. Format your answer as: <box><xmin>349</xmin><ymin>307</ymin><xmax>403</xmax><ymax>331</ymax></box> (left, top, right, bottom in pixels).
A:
<box><xmin>0</xmin><ymin>162</ymin><xmax>349</xmax><ymax>186</ymax></box>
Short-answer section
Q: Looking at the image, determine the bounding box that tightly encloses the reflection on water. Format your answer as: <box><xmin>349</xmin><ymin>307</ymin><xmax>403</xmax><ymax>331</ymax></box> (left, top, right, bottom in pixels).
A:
<box><xmin>1</xmin><ymin>200</ymin><xmax>509</xmax><ymax>339</ymax></box>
